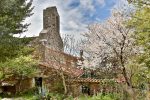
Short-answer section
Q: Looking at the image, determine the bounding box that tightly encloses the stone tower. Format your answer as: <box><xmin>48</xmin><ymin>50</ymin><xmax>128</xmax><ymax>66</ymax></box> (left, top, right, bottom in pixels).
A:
<box><xmin>39</xmin><ymin>6</ymin><xmax>63</xmax><ymax>51</ymax></box>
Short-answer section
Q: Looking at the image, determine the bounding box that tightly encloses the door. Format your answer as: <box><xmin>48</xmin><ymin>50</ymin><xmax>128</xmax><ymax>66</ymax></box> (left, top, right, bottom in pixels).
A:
<box><xmin>81</xmin><ymin>85</ymin><xmax>90</xmax><ymax>95</ymax></box>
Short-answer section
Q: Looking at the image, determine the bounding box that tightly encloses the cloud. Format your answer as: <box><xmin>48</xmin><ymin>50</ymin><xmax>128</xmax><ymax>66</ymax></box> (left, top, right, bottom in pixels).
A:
<box><xmin>23</xmin><ymin>0</ymin><xmax>116</xmax><ymax>38</ymax></box>
<box><xmin>97</xmin><ymin>0</ymin><xmax>105</xmax><ymax>6</ymax></box>
<box><xmin>79</xmin><ymin>0</ymin><xmax>95</xmax><ymax>11</ymax></box>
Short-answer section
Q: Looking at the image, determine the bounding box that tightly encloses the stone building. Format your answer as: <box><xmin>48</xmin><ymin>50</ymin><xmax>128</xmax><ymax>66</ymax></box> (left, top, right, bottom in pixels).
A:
<box><xmin>0</xmin><ymin>77</ymin><xmax>34</xmax><ymax>95</ymax></box>
<box><xmin>0</xmin><ymin>6</ymin><xmax>125</xmax><ymax>97</ymax></box>
<box><xmin>36</xmin><ymin>6</ymin><xmax>105</xmax><ymax>97</ymax></box>
<box><xmin>37</xmin><ymin>6</ymin><xmax>127</xmax><ymax>97</ymax></box>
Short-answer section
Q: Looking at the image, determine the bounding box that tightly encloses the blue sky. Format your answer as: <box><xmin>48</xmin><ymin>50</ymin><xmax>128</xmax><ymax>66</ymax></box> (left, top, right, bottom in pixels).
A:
<box><xmin>24</xmin><ymin>0</ymin><xmax>127</xmax><ymax>37</ymax></box>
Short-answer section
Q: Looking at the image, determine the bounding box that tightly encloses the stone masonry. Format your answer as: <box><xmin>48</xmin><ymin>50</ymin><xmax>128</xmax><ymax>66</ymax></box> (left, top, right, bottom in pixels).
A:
<box><xmin>39</xmin><ymin>6</ymin><xmax>63</xmax><ymax>51</ymax></box>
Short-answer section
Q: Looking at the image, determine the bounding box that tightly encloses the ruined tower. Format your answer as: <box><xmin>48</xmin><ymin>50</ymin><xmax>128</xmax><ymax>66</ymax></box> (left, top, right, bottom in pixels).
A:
<box><xmin>39</xmin><ymin>6</ymin><xmax>63</xmax><ymax>51</ymax></box>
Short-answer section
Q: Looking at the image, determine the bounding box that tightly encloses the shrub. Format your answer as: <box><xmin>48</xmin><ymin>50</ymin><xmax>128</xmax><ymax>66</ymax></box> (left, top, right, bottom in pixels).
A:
<box><xmin>78</xmin><ymin>93</ymin><xmax>121</xmax><ymax>100</ymax></box>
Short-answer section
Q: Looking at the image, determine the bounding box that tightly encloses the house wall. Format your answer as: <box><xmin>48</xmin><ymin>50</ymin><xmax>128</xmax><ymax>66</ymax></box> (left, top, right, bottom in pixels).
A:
<box><xmin>70</xmin><ymin>83</ymin><xmax>81</xmax><ymax>97</ymax></box>
<box><xmin>15</xmin><ymin>78</ymin><xmax>34</xmax><ymax>93</ymax></box>
<box><xmin>44</xmin><ymin>47</ymin><xmax>77</xmax><ymax>66</ymax></box>
<box><xmin>42</xmin><ymin>77</ymin><xmax>64</xmax><ymax>93</ymax></box>
<box><xmin>90</xmin><ymin>83</ymin><xmax>100</xmax><ymax>95</ymax></box>
<box><xmin>36</xmin><ymin>66</ymin><xmax>65</xmax><ymax>94</ymax></box>
<box><xmin>1</xmin><ymin>78</ymin><xmax>34</xmax><ymax>95</ymax></box>
<box><xmin>68</xmin><ymin>82</ymin><xmax>101</xmax><ymax>96</ymax></box>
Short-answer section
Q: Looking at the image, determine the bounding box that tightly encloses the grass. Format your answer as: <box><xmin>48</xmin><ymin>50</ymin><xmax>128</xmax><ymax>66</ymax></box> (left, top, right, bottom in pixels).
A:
<box><xmin>0</xmin><ymin>89</ymin><xmax>121</xmax><ymax>100</ymax></box>
<box><xmin>77</xmin><ymin>93</ymin><xmax>120</xmax><ymax>100</ymax></box>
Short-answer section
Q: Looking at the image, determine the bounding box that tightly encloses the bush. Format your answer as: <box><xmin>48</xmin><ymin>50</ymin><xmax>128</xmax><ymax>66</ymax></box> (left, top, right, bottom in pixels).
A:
<box><xmin>77</xmin><ymin>93</ymin><xmax>121</xmax><ymax>100</ymax></box>
<box><xmin>46</xmin><ymin>92</ymin><xmax>65</xmax><ymax>100</ymax></box>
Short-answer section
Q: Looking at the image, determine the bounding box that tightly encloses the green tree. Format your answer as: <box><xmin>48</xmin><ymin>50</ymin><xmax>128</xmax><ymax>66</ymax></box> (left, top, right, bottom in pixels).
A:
<box><xmin>0</xmin><ymin>0</ymin><xmax>34</xmax><ymax>62</ymax></box>
<box><xmin>0</xmin><ymin>0</ymin><xmax>37</xmax><ymax>82</ymax></box>
<box><xmin>0</xmin><ymin>55</ymin><xmax>38</xmax><ymax>79</ymax></box>
<box><xmin>0</xmin><ymin>0</ymin><xmax>33</xmax><ymax>34</ymax></box>
<box><xmin>0</xmin><ymin>35</ymin><xmax>35</xmax><ymax>62</ymax></box>
<box><xmin>127</xmin><ymin>1</ymin><xmax>150</xmax><ymax>99</ymax></box>
<box><xmin>128</xmin><ymin>0</ymin><xmax>150</xmax><ymax>68</ymax></box>
<box><xmin>0</xmin><ymin>55</ymin><xmax>38</xmax><ymax>93</ymax></box>
<box><xmin>127</xmin><ymin>0</ymin><xmax>150</xmax><ymax>6</ymax></box>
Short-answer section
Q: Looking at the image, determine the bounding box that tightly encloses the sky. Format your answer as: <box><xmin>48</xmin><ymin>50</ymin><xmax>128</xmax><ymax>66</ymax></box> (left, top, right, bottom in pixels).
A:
<box><xmin>23</xmin><ymin>0</ymin><xmax>128</xmax><ymax>37</ymax></box>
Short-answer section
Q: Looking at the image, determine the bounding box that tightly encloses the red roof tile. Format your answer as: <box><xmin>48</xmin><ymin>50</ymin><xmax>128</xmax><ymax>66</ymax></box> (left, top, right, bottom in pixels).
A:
<box><xmin>39</xmin><ymin>60</ymin><xmax>84</xmax><ymax>77</ymax></box>
<box><xmin>70</xmin><ymin>78</ymin><xmax>101</xmax><ymax>83</ymax></box>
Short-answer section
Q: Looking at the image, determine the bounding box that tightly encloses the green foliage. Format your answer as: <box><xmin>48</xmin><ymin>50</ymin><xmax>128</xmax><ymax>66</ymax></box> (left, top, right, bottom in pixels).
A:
<box><xmin>0</xmin><ymin>34</ymin><xmax>37</xmax><ymax>80</ymax></box>
<box><xmin>129</xmin><ymin>7</ymin><xmax>150</xmax><ymax>47</ymax></box>
<box><xmin>127</xmin><ymin>0</ymin><xmax>150</xmax><ymax>91</ymax></box>
<box><xmin>0</xmin><ymin>0</ymin><xmax>35</xmax><ymax>78</ymax></box>
<box><xmin>128</xmin><ymin>0</ymin><xmax>150</xmax><ymax>54</ymax></box>
<box><xmin>128</xmin><ymin>0</ymin><xmax>150</xmax><ymax>7</ymax></box>
<box><xmin>7</xmin><ymin>88</ymin><xmax>40</xmax><ymax>100</ymax></box>
<box><xmin>46</xmin><ymin>92</ymin><xmax>65</xmax><ymax>100</ymax></box>
<box><xmin>78</xmin><ymin>93</ymin><xmax>121</xmax><ymax>100</ymax></box>
<box><xmin>0</xmin><ymin>92</ymin><xmax>121</xmax><ymax>100</ymax></box>
<box><xmin>127</xmin><ymin>57</ymin><xmax>149</xmax><ymax>88</ymax></box>
<box><xmin>0</xmin><ymin>34</ymin><xmax>35</xmax><ymax>62</ymax></box>
<box><xmin>100</xmin><ymin>79</ymin><xmax>116</xmax><ymax>86</ymax></box>
<box><xmin>32</xmin><ymin>93</ymin><xmax>121</xmax><ymax>100</ymax></box>
<box><xmin>0</xmin><ymin>55</ymin><xmax>38</xmax><ymax>79</ymax></box>
<box><xmin>53</xmin><ymin>80</ymin><xmax>64</xmax><ymax>93</ymax></box>
<box><xmin>0</xmin><ymin>0</ymin><xmax>33</xmax><ymax>34</ymax></box>
<box><xmin>128</xmin><ymin>1</ymin><xmax>150</xmax><ymax>49</ymax></box>
<box><xmin>92</xmin><ymin>93</ymin><xmax>120</xmax><ymax>100</ymax></box>
<box><xmin>126</xmin><ymin>56</ymin><xmax>150</xmax><ymax>100</ymax></box>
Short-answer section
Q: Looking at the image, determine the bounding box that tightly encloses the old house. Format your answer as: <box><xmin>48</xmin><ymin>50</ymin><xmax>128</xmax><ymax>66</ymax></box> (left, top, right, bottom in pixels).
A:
<box><xmin>0</xmin><ymin>77</ymin><xmax>34</xmax><ymax>95</ymax></box>
<box><xmin>0</xmin><ymin>6</ymin><xmax>125</xmax><ymax>96</ymax></box>
<box><xmin>35</xmin><ymin>6</ymin><xmax>106</xmax><ymax>96</ymax></box>
<box><xmin>32</xmin><ymin>6</ymin><xmax>125</xmax><ymax>97</ymax></box>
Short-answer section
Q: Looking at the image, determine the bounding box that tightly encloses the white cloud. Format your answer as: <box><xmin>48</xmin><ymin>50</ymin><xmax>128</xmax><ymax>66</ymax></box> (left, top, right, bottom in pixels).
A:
<box><xmin>23</xmin><ymin>0</ymin><xmax>106</xmax><ymax>38</ymax></box>
<box><xmin>79</xmin><ymin>0</ymin><xmax>95</xmax><ymax>11</ymax></box>
<box><xmin>97</xmin><ymin>0</ymin><xmax>105</xmax><ymax>6</ymax></box>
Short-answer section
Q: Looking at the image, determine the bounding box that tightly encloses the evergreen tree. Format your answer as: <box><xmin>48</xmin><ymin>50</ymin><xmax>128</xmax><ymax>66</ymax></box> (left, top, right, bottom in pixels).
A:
<box><xmin>0</xmin><ymin>0</ymin><xmax>34</xmax><ymax>62</ymax></box>
<box><xmin>0</xmin><ymin>0</ymin><xmax>33</xmax><ymax>34</ymax></box>
<box><xmin>0</xmin><ymin>0</ymin><xmax>38</xmax><ymax>80</ymax></box>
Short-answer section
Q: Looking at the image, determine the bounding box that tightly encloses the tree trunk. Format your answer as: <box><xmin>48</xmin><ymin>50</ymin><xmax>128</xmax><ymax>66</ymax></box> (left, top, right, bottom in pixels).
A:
<box><xmin>120</xmin><ymin>55</ymin><xmax>136</xmax><ymax>100</ymax></box>
<box><xmin>121</xmin><ymin>66</ymin><xmax>136</xmax><ymax>100</ymax></box>
<box><xmin>60</xmin><ymin>71</ymin><xmax>67</xmax><ymax>95</ymax></box>
<box><xmin>122</xmin><ymin>67</ymin><xmax>131</xmax><ymax>87</ymax></box>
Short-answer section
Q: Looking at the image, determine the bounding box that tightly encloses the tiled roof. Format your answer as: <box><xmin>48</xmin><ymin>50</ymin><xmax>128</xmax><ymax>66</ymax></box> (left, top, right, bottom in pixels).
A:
<box><xmin>45</xmin><ymin>46</ymin><xmax>80</xmax><ymax>60</ymax></box>
<box><xmin>39</xmin><ymin>60</ymin><xmax>84</xmax><ymax>77</ymax></box>
<box><xmin>70</xmin><ymin>77</ymin><xmax>126</xmax><ymax>83</ymax></box>
<box><xmin>70</xmin><ymin>78</ymin><xmax>101</xmax><ymax>83</ymax></box>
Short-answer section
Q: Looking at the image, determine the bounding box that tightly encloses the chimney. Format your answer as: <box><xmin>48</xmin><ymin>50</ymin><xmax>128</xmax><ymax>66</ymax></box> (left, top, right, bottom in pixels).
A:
<box><xmin>80</xmin><ymin>50</ymin><xmax>84</xmax><ymax>61</ymax></box>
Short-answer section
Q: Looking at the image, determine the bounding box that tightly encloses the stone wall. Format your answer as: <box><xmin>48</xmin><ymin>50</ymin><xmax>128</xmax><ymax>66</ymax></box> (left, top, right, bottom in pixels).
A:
<box><xmin>1</xmin><ymin>78</ymin><xmax>34</xmax><ymax>95</ymax></box>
